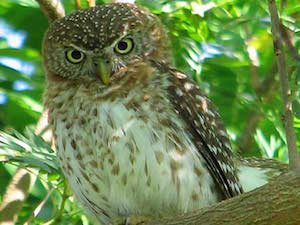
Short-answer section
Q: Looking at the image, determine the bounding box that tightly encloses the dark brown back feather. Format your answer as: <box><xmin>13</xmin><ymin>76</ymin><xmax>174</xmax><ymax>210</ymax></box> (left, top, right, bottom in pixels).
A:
<box><xmin>152</xmin><ymin>60</ymin><xmax>243</xmax><ymax>198</ymax></box>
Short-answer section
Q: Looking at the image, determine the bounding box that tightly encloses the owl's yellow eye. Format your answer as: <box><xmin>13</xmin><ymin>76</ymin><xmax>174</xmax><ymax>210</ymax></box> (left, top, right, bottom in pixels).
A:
<box><xmin>66</xmin><ymin>49</ymin><xmax>85</xmax><ymax>64</ymax></box>
<box><xmin>114</xmin><ymin>38</ymin><xmax>134</xmax><ymax>54</ymax></box>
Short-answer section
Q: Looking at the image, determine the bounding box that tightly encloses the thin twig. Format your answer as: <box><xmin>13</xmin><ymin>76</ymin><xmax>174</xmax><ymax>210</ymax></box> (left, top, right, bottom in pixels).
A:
<box><xmin>237</xmin><ymin>25</ymin><xmax>280</xmax><ymax>154</ymax></box>
<box><xmin>87</xmin><ymin>0</ymin><xmax>96</xmax><ymax>7</ymax></box>
<box><xmin>280</xmin><ymin>0</ymin><xmax>287</xmax><ymax>14</ymax></box>
<box><xmin>51</xmin><ymin>182</ymin><xmax>71</xmax><ymax>224</ymax></box>
<box><xmin>35</xmin><ymin>0</ymin><xmax>65</xmax><ymax>22</ymax></box>
<box><xmin>75</xmin><ymin>0</ymin><xmax>81</xmax><ymax>9</ymax></box>
<box><xmin>268</xmin><ymin>0</ymin><xmax>300</xmax><ymax>171</ymax></box>
<box><xmin>237</xmin><ymin>63</ymin><xmax>278</xmax><ymax>153</ymax></box>
<box><xmin>280</xmin><ymin>24</ymin><xmax>300</xmax><ymax>64</ymax></box>
<box><xmin>24</xmin><ymin>188</ymin><xmax>54</xmax><ymax>225</ymax></box>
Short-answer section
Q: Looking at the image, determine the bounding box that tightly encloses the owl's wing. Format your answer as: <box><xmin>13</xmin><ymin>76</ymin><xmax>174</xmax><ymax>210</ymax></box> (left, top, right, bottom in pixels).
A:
<box><xmin>153</xmin><ymin>61</ymin><xmax>243</xmax><ymax>198</ymax></box>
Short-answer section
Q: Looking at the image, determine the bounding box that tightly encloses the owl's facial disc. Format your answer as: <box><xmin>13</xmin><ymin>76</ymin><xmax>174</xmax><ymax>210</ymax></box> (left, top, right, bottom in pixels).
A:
<box><xmin>43</xmin><ymin>4</ymin><xmax>172</xmax><ymax>83</ymax></box>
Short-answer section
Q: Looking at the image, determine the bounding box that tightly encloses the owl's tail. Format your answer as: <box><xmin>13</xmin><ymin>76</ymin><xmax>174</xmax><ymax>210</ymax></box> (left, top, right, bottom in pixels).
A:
<box><xmin>236</xmin><ymin>157</ymin><xmax>287</xmax><ymax>192</ymax></box>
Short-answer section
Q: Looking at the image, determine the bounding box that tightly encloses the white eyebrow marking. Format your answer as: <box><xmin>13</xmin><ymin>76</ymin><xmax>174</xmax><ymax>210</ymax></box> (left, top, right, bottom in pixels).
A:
<box><xmin>69</xmin><ymin>44</ymin><xmax>92</xmax><ymax>54</ymax></box>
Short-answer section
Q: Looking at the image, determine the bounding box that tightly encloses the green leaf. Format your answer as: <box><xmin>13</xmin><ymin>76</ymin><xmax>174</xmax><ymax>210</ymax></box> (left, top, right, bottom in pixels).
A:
<box><xmin>0</xmin><ymin>128</ymin><xmax>60</xmax><ymax>174</ymax></box>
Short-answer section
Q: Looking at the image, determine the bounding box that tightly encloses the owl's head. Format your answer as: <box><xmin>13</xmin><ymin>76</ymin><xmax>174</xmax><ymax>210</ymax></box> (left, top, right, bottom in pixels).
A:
<box><xmin>43</xmin><ymin>3</ymin><xmax>170</xmax><ymax>85</ymax></box>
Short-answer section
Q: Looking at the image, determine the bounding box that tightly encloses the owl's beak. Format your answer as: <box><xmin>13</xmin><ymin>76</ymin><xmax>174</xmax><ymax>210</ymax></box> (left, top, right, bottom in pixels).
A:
<box><xmin>97</xmin><ymin>59</ymin><xmax>112</xmax><ymax>85</ymax></box>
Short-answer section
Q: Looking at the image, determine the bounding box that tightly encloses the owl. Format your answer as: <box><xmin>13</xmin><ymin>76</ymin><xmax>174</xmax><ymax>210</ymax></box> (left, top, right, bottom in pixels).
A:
<box><xmin>42</xmin><ymin>3</ymin><xmax>276</xmax><ymax>225</ymax></box>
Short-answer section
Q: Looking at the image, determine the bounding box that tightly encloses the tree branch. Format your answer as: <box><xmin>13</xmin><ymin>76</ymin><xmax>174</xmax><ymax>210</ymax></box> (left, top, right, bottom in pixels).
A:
<box><xmin>268</xmin><ymin>0</ymin><xmax>300</xmax><ymax>171</ymax></box>
<box><xmin>145</xmin><ymin>172</ymin><xmax>300</xmax><ymax>225</ymax></box>
<box><xmin>75</xmin><ymin>0</ymin><xmax>81</xmax><ymax>10</ymax></box>
<box><xmin>87</xmin><ymin>0</ymin><xmax>96</xmax><ymax>7</ymax></box>
<box><xmin>35</xmin><ymin>0</ymin><xmax>65</xmax><ymax>22</ymax></box>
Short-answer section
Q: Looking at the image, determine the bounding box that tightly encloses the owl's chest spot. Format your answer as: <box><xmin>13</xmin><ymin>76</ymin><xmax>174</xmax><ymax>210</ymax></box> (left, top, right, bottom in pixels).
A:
<box><xmin>53</xmin><ymin>98</ymin><xmax>218</xmax><ymax>221</ymax></box>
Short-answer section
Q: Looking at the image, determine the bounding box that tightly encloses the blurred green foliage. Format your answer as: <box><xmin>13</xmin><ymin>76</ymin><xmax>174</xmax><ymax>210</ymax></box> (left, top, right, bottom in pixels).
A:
<box><xmin>0</xmin><ymin>0</ymin><xmax>299</xmax><ymax>224</ymax></box>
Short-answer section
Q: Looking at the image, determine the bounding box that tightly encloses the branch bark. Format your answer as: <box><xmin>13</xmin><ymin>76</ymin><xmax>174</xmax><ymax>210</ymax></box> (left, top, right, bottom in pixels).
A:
<box><xmin>35</xmin><ymin>0</ymin><xmax>65</xmax><ymax>22</ymax></box>
<box><xmin>75</xmin><ymin>0</ymin><xmax>81</xmax><ymax>10</ymax></box>
<box><xmin>268</xmin><ymin>0</ymin><xmax>300</xmax><ymax>171</ymax></box>
<box><xmin>280</xmin><ymin>24</ymin><xmax>300</xmax><ymax>64</ymax></box>
<box><xmin>145</xmin><ymin>172</ymin><xmax>300</xmax><ymax>225</ymax></box>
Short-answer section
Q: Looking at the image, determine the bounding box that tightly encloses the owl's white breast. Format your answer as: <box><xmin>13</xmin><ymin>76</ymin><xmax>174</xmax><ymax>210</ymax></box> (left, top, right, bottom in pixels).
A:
<box><xmin>52</xmin><ymin>88</ymin><xmax>218</xmax><ymax>224</ymax></box>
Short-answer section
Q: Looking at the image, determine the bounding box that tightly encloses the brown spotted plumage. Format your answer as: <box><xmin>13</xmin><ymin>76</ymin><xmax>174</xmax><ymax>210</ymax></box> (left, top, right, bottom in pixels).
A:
<box><xmin>41</xmin><ymin>3</ymin><xmax>256</xmax><ymax>225</ymax></box>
